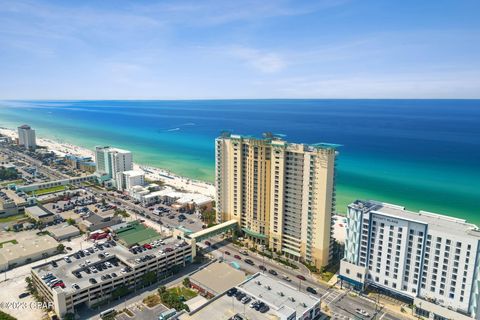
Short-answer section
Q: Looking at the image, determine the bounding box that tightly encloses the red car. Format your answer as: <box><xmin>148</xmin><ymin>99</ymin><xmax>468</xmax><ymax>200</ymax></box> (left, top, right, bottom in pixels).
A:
<box><xmin>53</xmin><ymin>282</ymin><xmax>65</xmax><ymax>288</ymax></box>
<box><xmin>143</xmin><ymin>244</ymin><xmax>152</xmax><ymax>249</ymax></box>
<box><xmin>204</xmin><ymin>241</ymin><xmax>211</xmax><ymax>246</ymax></box>
<box><xmin>224</xmin><ymin>251</ymin><xmax>231</xmax><ymax>255</ymax></box>
<box><xmin>234</xmin><ymin>255</ymin><xmax>241</xmax><ymax>260</ymax></box>
<box><xmin>296</xmin><ymin>275</ymin><xmax>306</xmax><ymax>281</ymax></box>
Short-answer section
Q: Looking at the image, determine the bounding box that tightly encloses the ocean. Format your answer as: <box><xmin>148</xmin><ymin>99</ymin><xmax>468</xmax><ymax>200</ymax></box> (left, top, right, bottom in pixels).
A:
<box><xmin>0</xmin><ymin>100</ymin><xmax>479</xmax><ymax>224</ymax></box>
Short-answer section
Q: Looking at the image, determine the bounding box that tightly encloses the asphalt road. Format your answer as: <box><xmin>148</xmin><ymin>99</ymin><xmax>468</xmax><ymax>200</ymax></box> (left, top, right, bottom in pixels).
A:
<box><xmin>201</xmin><ymin>237</ymin><xmax>409</xmax><ymax>320</ymax></box>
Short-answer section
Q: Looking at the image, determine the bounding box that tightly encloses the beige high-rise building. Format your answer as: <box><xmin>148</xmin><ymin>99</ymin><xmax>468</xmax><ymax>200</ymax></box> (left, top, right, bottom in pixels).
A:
<box><xmin>215</xmin><ymin>132</ymin><xmax>338</xmax><ymax>268</ymax></box>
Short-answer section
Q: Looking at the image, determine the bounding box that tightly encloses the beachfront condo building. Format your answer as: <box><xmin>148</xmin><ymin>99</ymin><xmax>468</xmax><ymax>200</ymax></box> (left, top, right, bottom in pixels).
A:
<box><xmin>94</xmin><ymin>146</ymin><xmax>133</xmax><ymax>188</ymax></box>
<box><xmin>116</xmin><ymin>169</ymin><xmax>145</xmax><ymax>191</ymax></box>
<box><xmin>340</xmin><ymin>200</ymin><xmax>480</xmax><ymax>320</ymax></box>
<box><xmin>17</xmin><ymin>124</ymin><xmax>36</xmax><ymax>149</ymax></box>
<box><xmin>215</xmin><ymin>132</ymin><xmax>338</xmax><ymax>268</ymax></box>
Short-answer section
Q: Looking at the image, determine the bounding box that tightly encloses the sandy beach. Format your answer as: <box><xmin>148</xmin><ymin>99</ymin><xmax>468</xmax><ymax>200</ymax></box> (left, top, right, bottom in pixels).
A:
<box><xmin>0</xmin><ymin>127</ymin><xmax>215</xmax><ymax>198</ymax></box>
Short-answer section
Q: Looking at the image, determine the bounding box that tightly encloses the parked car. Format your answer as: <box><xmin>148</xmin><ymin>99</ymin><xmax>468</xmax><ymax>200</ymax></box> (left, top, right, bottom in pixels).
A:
<box><xmin>296</xmin><ymin>275</ymin><xmax>306</xmax><ymax>281</ymax></box>
<box><xmin>234</xmin><ymin>255</ymin><xmax>242</xmax><ymax>260</ymax></box>
<box><xmin>226</xmin><ymin>288</ymin><xmax>238</xmax><ymax>297</ymax></box>
<box><xmin>224</xmin><ymin>251</ymin><xmax>231</xmax><ymax>255</ymax></box>
<box><xmin>245</xmin><ymin>259</ymin><xmax>254</xmax><ymax>265</ymax></box>
<box><xmin>259</xmin><ymin>265</ymin><xmax>267</xmax><ymax>271</ymax></box>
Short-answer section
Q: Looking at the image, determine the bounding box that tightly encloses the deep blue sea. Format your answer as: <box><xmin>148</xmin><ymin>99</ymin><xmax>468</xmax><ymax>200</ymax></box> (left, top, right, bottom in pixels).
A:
<box><xmin>0</xmin><ymin>100</ymin><xmax>479</xmax><ymax>223</ymax></box>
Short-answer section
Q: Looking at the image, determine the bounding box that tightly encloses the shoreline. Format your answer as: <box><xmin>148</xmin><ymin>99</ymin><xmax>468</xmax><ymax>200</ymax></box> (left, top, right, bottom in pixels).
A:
<box><xmin>0</xmin><ymin>127</ymin><xmax>215</xmax><ymax>198</ymax></box>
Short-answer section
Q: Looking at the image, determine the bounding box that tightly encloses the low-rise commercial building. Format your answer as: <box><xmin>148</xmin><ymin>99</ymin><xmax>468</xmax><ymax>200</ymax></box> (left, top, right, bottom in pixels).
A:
<box><xmin>17</xmin><ymin>175</ymin><xmax>96</xmax><ymax>193</ymax></box>
<box><xmin>26</xmin><ymin>205</ymin><xmax>55</xmax><ymax>223</ymax></box>
<box><xmin>79</xmin><ymin>211</ymin><xmax>123</xmax><ymax>232</ymax></box>
<box><xmin>189</xmin><ymin>261</ymin><xmax>246</xmax><ymax>297</ymax></box>
<box><xmin>31</xmin><ymin>237</ymin><xmax>193</xmax><ymax>318</ymax></box>
<box><xmin>181</xmin><ymin>272</ymin><xmax>321</xmax><ymax>320</ymax></box>
<box><xmin>340</xmin><ymin>200</ymin><xmax>480</xmax><ymax>320</ymax></box>
<box><xmin>47</xmin><ymin>224</ymin><xmax>81</xmax><ymax>241</ymax></box>
<box><xmin>0</xmin><ymin>234</ymin><xmax>58</xmax><ymax>271</ymax></box>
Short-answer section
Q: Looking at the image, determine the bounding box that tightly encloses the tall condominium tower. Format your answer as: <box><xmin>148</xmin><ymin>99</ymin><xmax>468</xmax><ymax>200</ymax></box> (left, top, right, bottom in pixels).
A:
<box><xmin>340</xmin><ymin>200</ymin><xmax>480</xmax><ymax>320</ymax></box>
<box><xmin>17</xmin><ymin>124</ymin><xmax>36</xmax><ymax>150</ymax></box>
<box><xmin>94</xmin><ymin>146</ymin><xmax>133</xmax><ymax>187</ymax></box>
<box><xmin>215</xmin><ymin>132</ymin><xmax>338</xmax><ymax>268</ymax></box>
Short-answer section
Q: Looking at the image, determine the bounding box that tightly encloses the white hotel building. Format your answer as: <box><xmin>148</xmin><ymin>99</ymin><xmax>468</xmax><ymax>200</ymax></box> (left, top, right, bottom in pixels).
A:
<box><xmin>340</xmin><ymin>200</ymin><xmax>480</xmax><ymax>320</ymax></box>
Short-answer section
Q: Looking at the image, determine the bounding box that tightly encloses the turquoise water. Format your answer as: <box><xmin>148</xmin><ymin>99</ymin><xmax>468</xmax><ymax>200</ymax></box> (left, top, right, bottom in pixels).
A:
<box><xmin>0</xmin><ymin>100</ymin><xmax>479</xmax><ymax>224</ymax></box>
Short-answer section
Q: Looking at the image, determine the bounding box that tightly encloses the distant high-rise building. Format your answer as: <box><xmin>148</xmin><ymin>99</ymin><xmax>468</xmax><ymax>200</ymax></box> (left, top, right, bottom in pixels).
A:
<box><xmin>17</xmin><ymin>124</ymin><xmax>36</xmax><ymax>150</ymax></box>
<box><xmin>340</xmin><ymin>200</ymin><xmax>480</xmax><ymax>320</ymax></box>
<box><xmin>215</xmin><ymin>132</ymin><xmax>338</xmax><ymax>268</ymax></box>
<box><xmin>94</xmin><ymin>146</ymin><xmax>133</xmax><ymax>187</ymax></box>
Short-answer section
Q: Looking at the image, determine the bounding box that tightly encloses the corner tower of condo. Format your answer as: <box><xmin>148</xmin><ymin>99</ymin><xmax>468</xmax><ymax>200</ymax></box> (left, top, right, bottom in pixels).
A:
<box><xmin>215</xmin><ymin>132</ymin><xmax>339</xmax><ymax>268</ymax></box>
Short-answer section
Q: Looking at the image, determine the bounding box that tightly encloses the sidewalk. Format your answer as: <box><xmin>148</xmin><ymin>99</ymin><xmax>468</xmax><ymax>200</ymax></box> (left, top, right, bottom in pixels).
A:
<box><xmin>366</xmin><ymin>292</ymin><xmax>417</xmax><ymax>320</ymax></box>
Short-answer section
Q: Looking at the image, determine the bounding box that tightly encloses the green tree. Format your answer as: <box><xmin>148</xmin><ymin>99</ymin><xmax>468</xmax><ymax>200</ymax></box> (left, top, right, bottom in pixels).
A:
<box><xmin>66</xmin><ymin>218</ymin><xmax>76</xmax><ymax>225</ymax></box>
<box><xmin>56</xmin><ymin>243</ymin><xmax>65</xmax><ymax>252</ymax></box>
<box><xmin>183</xmin><ymin>277</ymin><xmax>191</xmax><ymax>288</ymax></box>
<box><xmin>142</xmin><ymin>271</ymin><xmax>157</xmax><ymax>286</ymax></box>
<box><xmin>0</xmin><ymin>310</ymin><xmax>17</xmax><ymax>320</ymax></box>
<box><xmin>112</xmin><ymin>286</ymin><xmax>130</xmax><ymax>299</ymax></box>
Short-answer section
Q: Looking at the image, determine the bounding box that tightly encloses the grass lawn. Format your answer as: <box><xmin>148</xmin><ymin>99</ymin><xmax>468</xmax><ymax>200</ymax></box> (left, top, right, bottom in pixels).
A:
<box><xmin>27</xmin><ymin>185</ymin><xmax>67</xmax><ymax>196</ymax></box>
<box><xmin>0</xmin><ymin>179</ymin><xmax>24</xmax><ymax>187</ymax></box>
<box><xmin>0</xmin><ymin>239</ymin><xmax>18</xmax><ymax>248</ymax></box>
<box><xmin>167</xmin><ymin>287</ymin><xmax>198</xmax><ymax>301</ymax></box>
<box><xmin>143</xmin><ymin>294</ymin><xmax>161</xmax><ymax>307</ymax></box>
<box><xmin>0</xmin><ymin>214</ymin><xmax>26</xmax><ymax>223</ymax></box>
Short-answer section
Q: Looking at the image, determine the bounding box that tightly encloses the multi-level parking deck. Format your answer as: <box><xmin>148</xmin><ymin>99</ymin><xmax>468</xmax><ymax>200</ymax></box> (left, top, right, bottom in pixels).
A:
<box><xmin>31</xmin><ymin>237</ymin><xmax>193</xmax><ymax>318</ymax></box>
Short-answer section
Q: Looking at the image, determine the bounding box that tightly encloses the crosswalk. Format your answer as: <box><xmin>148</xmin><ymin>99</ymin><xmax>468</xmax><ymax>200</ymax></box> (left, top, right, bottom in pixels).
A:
<box><xmin>321</xmin><ymin>289</ymin><xmax>344</xmax><ymax>306</ymax></box>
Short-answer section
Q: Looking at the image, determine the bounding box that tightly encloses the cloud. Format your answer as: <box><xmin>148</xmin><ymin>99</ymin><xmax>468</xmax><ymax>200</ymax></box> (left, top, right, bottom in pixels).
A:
<box><xmin>229</xmin><ymin>46</ymin><xmax>286</xmax><ymax>73</ymax></box>
<box><xmin>131</xmin><ymin>0</ymin><xmax>349</xmax><ymax>26</ymax></box>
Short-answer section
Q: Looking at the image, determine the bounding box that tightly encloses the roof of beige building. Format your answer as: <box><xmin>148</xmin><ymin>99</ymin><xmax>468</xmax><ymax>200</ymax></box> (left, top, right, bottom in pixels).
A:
<box><xmin>0</xmin><ymin>234</ymin><xmax>58</xmax><ymax>264</ymax></box>
<box><xmin>190</xmin><ymin>261</ymin><xmax>246</xmax><ymax>294</ymax></box>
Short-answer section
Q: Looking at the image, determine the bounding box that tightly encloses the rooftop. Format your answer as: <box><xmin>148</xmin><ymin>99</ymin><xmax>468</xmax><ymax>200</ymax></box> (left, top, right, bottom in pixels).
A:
<box><xmin>217</xmin><ymin>132</ymin><xmax>340</xmax><ymax>150</ymax></box>
<box><xmin>115</xmin><ymin>221</ymin><xmax>163</xmax><ymax>246</ymax></box>
<box><xmin>190</xmin><ymin>261</ymin><xmax>246</xmax><ymax>295</ymax></box>
<box><xmin>181</xmin><ymin>273</ymin><xmax>320</xmax><ymax>320</ymax></box>
<box><xmin>0</xmin><ymin>234</ymin><xmax>58</xmax><ymax>264</ymax></box>
<box><xmin>122</xmin><ymin>170</ymin><xmax>145</xmax><ymax>177</ymax></box>
<box><xmin>26</xmin><ymin>205</ymin><xmax>54</xmax><ymax>218</ymax></box>
<box><xmin>238</xmin><ymin>273</ymin><xmax>320</xmax><ymax>319</ymax></box>
<box><xmin>47</xmin><ymin>224</ymin><xmax>80</xmax><ymax>238</ymax></box>
<box><xmin>352</xmin><ymin>200</ymin><xmax>480</xmax><ymax>238</ymax></box>
<box><xmin>32</xmin><ymin>236</ymin><xmax>190</xmax><ymax>294</ymax></box>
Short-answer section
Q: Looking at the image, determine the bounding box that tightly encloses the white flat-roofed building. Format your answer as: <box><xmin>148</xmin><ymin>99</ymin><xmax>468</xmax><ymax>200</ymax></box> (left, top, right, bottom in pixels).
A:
<box><xmin>180</xmin><ymin>272</ymin><xmax>321</xmax><ymax>320</ymax></box>
<box><xmin>340</xmin><ymin>200</ymin><xmax>480</xmax><ymax>320</ymax></box>
<box><xmin>17</xmin><ymin>124</ymin><xmax>36</xmax><ymax>149</ymax></box>
<box><xmin>116</xmin><ymin>169</ymin><xmax>145</xmax><ymax>191</ymax></box>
